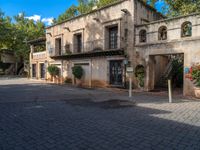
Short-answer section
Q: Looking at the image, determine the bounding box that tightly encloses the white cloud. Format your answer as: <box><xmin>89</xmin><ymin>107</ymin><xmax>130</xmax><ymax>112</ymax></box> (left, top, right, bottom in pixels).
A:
<box><xmin>26</xmin><ymin>15</ymin><xmax>41</xmax><ymax>22</ymax></box>
<box><xmin>18</xmin><ymin>13</ymin><xmax>23</xmax><ymax>17</ymax></box>
<box><xmin>41</xmin><ymin>17</ymin><xmax>54</xmax><ymax>26</ymax></box>
<box><xmin>25</xmin><ymin>14</ymin><xmax>53</xmax><ymax>26</ymax></box>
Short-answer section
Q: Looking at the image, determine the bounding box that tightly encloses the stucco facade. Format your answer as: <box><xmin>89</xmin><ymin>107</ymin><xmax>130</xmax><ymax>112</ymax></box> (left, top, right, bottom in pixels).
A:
<box><xmin>29</xmin><ymin>0</ymin><xmax>200</xmax><ymax>97</ymax></box>
<box><xmin>43</xmin><ymin>0</ymin><xmax>162</xmax><ymax>87</ymax></box>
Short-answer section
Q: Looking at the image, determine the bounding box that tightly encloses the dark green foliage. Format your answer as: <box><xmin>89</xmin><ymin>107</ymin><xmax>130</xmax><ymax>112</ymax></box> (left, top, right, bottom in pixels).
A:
<box><xmin>47</xmin><ymin>65</ymin><xmax>60</xmax><ymax>77</ymax></box>
<box><xmin>164</xmin><ymin>0</ymin><xmax>200</xmax><ymax>16</ymax></box>
<box><xmin>135</xmin><ymin>65</ymin><xmax>145</xmax><ymax>87</ymax></box>
<box><xmin>64</xmin><ymin>77</ymin><xmax>72</xmax><ymax>83</ymax></box>
<box><xmin>56</xmin><ymin>0</ymin><xmax>119</xmax><ymax>23</ymax></box>
<box><xmin>0</xmin><ymin>61</ymin><xmax>11</xmax><ymax>71</ymax></box>
<box><xmin>0</xmin><ymin>10</ymin><xmax>45</xmax><ymax>62</ymax></box>
<box><xmin>191</xmin><ymin>65</ymin><xmax>200</xmax><ymax>87</ymax></box>
<box><xmin>171</xmin><ymin>58</ymin><xmax>183</xmax><ymax>88</ymax></box>
<box><xmin>72</xmin><ymin>66</ymin><xmax>83</xmax><ymax>79</ymax></box>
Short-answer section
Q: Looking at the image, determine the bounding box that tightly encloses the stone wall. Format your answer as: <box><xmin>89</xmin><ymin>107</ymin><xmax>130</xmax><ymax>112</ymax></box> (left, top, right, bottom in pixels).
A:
<box><xmin>135</xmin><ymin>13</ymin><xmax>200</xmax><ymax>96</ymax></box>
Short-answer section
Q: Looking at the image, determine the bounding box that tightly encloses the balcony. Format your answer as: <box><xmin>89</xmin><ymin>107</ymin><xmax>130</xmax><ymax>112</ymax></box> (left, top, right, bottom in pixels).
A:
<box><xmin>32</xmin><ymin>51</ymin><xmax>46</xmax><ymax>60</ymax></box>
<box><xmin>49</xmin><ymin>37</ymin><xmax>125</xmax><ymax>59</ymax></box>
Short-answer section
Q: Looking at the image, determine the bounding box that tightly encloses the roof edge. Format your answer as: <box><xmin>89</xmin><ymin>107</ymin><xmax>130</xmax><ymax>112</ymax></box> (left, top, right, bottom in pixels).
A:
<box><xmin>46</xmin><ymin>0</ymin><xmax>128</xmax><ymax>29</ymax></box>
<box><xmin>135</xmin><ymin>12</ymin><xmax>200</xmax><ymax>27</ymax></box>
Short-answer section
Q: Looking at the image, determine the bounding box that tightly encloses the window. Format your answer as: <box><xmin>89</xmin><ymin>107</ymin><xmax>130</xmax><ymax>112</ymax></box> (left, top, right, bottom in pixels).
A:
<box><xmin>181</xmin><ymin>22</ymin><xmax>192</xmax><ymax>37</ymax></box>
<box><xmin>139</xmin><ymin>30</ymin><xmax>147</xmax><ymax>43</ymax></box>
<box><xmin>108</xmin><ymin>26</ymin><xmax>118</xmax><ymax>49</ymax></box>
<box><xmin>158</xmin><ymin>26</ymin><xmax>167</xmax><ymax>40</ymax></box>
<box><xmin>55</xmin><ymin>38</ymin><xmax>62</xmax><ymax>56</ymax></box>
<box><xmin>74</xmin><ymin>33</ymin><xmax>82</xmax><ymax>53</ymax></box>
<box><xmin>32</xmin><ymin>64</ymin><xmax>36</xmax><ymax>78</ymax></box>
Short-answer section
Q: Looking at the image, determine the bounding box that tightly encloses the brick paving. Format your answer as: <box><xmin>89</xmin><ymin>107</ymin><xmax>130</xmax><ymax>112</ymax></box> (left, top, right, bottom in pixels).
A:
<box><xmin>0</xmin><ymin>78</ymin><xmax>200</xmax><ymax>150</ymax></box>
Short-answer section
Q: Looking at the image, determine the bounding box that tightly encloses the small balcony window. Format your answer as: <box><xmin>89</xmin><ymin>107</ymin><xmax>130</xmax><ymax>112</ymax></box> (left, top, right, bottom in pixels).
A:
<box><xmin>55</xmin><ymin>38</ymin><xmax>62</xmax><ymax>56</ymax></box>
<box><xmin>32</xmin><ymin>64</ymin><xmax>36</xmax><ymax>78</ymax></box>
<box><xmin>74</xmin><ymin>33</ymin><xmax>82</xmax><ymax>53</ymax></box>
<box><xmin>181</xmin><ymin>22</ymin><xmax>192</xmax><ymax>37</ymax></box>
<box><xmin>109</xmin><ymin>26</ymin><xmax>118</xmax><ymax>49</ymax></box>
<box><xmin>158</xmin><ymin>26</ymin><xmax>167</xmax><ymax>41</ymax></box>
<box><xmin>139</xmin><ymin>30</ymin><xmax>147</xmax><ymax>43</ymax></box>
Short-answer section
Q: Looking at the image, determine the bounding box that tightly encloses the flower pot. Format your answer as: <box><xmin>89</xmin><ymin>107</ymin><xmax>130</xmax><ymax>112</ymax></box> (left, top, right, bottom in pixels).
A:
<box><xmin>194</xmin><ymin>87</ymin><xmax>200</xmax><ymax>98</ymax></box>
<box><xmin>75</xmin><ymin>79</ymin><xmax>82</xmax><ymax>87</ymax></box>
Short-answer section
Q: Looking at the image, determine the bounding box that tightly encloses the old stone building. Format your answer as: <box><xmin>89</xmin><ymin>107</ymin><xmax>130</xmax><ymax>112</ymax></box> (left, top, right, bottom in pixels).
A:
<box><xmin>29</xmin><ymin>37</ymin><xmax>47</xmax><ymax>79</ymax></box>
<box><xmin>29</xmin><ymin>0</ymin><xmax>200</xmax><ymax>98</ymax></box>
<box><xmin>135</xmin><ymin>13</ymin><xmax>200</xmax><ymax>97</ymax></box>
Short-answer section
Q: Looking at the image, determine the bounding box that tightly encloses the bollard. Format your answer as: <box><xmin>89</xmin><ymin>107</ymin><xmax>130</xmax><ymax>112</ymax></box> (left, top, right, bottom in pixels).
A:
<box><xmin>168</xmin><ymin>79</ymin><xmax>172</xmax><ymax>103</ymax></box>
<box><xmin>129</xmin><ymin>77</ymin><xmax>132</xmax><ymax>98</ymax></box>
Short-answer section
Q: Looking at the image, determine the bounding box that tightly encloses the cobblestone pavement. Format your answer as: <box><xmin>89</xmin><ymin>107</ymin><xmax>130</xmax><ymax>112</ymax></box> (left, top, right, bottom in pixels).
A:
<box><xmin>1</xmin><ymin>78</ymin><xmax>200</xmax><ymax>150</ymax></box>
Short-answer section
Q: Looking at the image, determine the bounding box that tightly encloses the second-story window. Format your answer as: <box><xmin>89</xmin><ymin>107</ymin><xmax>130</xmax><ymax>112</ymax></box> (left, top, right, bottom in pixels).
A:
<box><xmin>55</xmin><ymin>38</ymin><xmax>62</xmax><ymax>56</ymax></box>
<box><xmin>181</xmin><ymin>21</ymin><xmax>192</xmax><ymax>37</ymax></box>
<box><xmin>139</xmin><ymin>29</ymin><xmax>147</xmax><ymax>43</ymax></box>
<box><xmin>74</xmin><ymin>33</ymin><xmax>82</xmax><ymax>53</ymax></box>
<box><xmin>158</xmin><ymin>26</ymin><xmax>167</xmax><ymax>41</ymax></box>
<box><xmin>109</xmin><ymin>26</ymin><xmax>118</xmax><ymax>49</ymax></box>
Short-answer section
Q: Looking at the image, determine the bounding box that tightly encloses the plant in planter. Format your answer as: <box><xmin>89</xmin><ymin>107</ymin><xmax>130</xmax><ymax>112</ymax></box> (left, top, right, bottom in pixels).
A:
<box><xmin>191</xmin><ymin>65</ymin><xmax>200</xmax><ymax>87</ymax></box>
<box><xmin>135</xmin><ymin>65</ymin><xmax>145</xmax><ymax>88</ymax></box>
<box><xmin>186</xmin><ymin>64</ymin><xmax>200</xmax><ymax>98</ymax></box>
<box><xmin>47</xmin><ymin>65</ymin><xmax>60</xmax><ymax>82</ymax></box>
<box><xmin>72</xmin><ymin>65</ymin><xmax>83</xmax><ymax>86</ymax></box>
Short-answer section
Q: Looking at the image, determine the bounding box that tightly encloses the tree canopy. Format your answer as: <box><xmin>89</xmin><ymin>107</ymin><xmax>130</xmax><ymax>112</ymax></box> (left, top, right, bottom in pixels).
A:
<box><xmin>164</xmin><ymin>0</ymin><xmax>200</xmax><ymax>16</ymax></box>
<box><xmin>56</xmin><ymin>0</ymin><xmax>161</xmax><ymax>23</ymax></box>
<box><xmin>56</xmin><ymin>0</ymin><xmax>119</xmax><ymax>23</ymax></box>
<box><xmin>0</xmin><ymin>11</ymin><xmax>45</xmax><ymax>61</ymax></box>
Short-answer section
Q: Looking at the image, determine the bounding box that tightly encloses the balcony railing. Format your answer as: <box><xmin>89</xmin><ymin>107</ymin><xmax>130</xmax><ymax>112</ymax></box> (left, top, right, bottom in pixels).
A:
<box><xmin>49</xmin><ymin>37</ymin><xmax>125</xmax><ymax>57</ymax></box>
<box><xmin>32</xmin><ymin>51</ymin><xmax>46</xmax><ymax>60</ymax></box>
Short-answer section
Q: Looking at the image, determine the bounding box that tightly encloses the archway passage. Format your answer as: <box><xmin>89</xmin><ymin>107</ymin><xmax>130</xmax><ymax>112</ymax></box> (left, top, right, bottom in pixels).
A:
<box><xmin>149</xmin><ymin>54</ymin><xmax>184</xmax><ymax>95</ymax></box>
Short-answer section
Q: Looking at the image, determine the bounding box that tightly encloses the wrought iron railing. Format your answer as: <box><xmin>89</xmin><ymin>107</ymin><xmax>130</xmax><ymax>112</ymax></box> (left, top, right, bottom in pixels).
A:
<box><xmin>48</xmin><ymin>36</ymin><xmax>125</xmax><ymax>57</ymax></box>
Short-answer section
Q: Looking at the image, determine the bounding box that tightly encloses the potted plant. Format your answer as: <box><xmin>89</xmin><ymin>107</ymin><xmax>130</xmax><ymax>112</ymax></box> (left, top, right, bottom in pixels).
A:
<box><xmin>135</xmin><ymin>65</ymin><xmax>145</xmax><ymax>89</ymax></box>
<box><xmin>191</xmin><ymin>65</ymin><xmax>200</xmax><ymax>98</ymax></box>
<box><xmin>47</xmin><ymin>65</ymin><xmax>60</xmax><ymax>82</ymax></box>
<box><xmin>72</xmin><ymin>65</ymin><xmax>83</xmax><ymax>86</ymax></box>
<box><xmin>186</xmin><ymin>64</ymin><xmax>200</xmax><ymax>98</ymax></box>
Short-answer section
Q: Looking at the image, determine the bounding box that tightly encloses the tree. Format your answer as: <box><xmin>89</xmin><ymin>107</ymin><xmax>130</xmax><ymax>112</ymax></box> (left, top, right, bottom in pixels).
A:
<box><xmin>57</xmin><ymin>5</ymin><xmax>78</xmax><ymax>23</ymax></box>
<box><xmin>164</xmin><ymin>0</ymin><xmax>200</xmax><ymax>16</ymax></box>
<box><xmin>97</xmin><ymin>0</ymin><xmax>118</xmax><ymax>8</ymax></box>
<box><xmin>47</xmin><ymin>65</ymin><xmax>60</xmax><ymax>78</ymax></box>
<box><xmin>0</xmin><ymin>11</ymin><xmax>45</xmax><ymax>62</ymax></box>
<box><xmin>0</xmin><ymin>10</ymin><xmax>14</xmax><ymax>49</ymax></box>
<box><xmin>143</xmin><ymin>0</ymin><xmax>158</xmax><ymax>7</ymax></box>
<box><xmin>13</xmin><ymin>13</ymin><xmax>45</xmax><ymax>61</ymax></box>
<box><xmin>56</xmin><ymin>0</ymin><xmax>118</xmax><ymax>23</ymax></box>
<box><xmin>72</xmin><ymin>66</ymin><xmax>83</xmax><ymax>80</ymax></box>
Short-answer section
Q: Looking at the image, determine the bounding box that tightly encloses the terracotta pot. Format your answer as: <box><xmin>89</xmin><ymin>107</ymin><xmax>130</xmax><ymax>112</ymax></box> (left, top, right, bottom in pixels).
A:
<box><xmin>75</xmin><ymin>79</ymin><xmax>82</xmax><ymax>86</ymax></box>
<box><xmin>194</xmin><ymin>87</ymin><xmax>200</xmax><ymax>98</ymax></box>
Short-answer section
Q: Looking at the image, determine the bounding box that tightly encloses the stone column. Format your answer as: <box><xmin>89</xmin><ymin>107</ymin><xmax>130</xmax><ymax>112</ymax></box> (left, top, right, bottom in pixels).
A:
<box><xmin>144</xmin><ymin>55</ymin><xmax>155</xmax><ymax>91</ymax></box>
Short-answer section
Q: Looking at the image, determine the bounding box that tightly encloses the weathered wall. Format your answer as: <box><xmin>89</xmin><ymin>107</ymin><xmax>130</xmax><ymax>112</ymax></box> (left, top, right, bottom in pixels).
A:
<box><xmin>135</xmin><ymin>14</ymin><xmax>200</xmax><ymax>44</ymax></box>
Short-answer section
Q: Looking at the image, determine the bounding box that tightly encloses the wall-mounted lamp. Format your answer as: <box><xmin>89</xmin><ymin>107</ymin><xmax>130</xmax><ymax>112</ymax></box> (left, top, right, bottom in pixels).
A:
<box><xmin>121</xmin><ymin>9</ymin><xmax>130</xmax><ymax>14</ymax></box>
<box><xmin>63</xmin><ymin>27</ymin><xmax>71</xmax><ymax>32</ymax></box>
<box><xmin>93</xmin><ymin>17</ymin><xmax>100</xmax><ymax>23</ymax></box>
<box><xmin>46</xmin><ymin>32</ymin><xmax>52</xmax><ymax>37</ymax></box>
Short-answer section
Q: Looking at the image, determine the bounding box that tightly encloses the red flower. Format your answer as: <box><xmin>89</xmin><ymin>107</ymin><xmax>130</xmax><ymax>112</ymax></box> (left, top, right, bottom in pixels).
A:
<box><xmin>189</xmin><ymin>67</ymin><xmax>193</xmax><ymax>73</ymax></box>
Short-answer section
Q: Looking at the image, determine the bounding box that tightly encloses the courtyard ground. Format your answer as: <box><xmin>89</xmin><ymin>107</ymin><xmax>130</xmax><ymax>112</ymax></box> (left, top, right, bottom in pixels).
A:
<box><xmin>0</xmin><ymin>77</ymin><xmax>200</xmax><ymax>150</ymax></box>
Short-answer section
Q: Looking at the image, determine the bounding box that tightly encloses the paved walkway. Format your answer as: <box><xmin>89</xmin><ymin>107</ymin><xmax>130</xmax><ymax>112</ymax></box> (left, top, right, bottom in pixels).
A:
<box><xmin>0</xmin><ymin>78</ymin><xmax>200</xmax><ymax>150</ymax></box>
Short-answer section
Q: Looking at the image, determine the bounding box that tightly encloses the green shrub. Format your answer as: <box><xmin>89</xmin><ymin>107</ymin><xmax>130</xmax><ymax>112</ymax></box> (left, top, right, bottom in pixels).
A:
<box><xmin>72</xmin><ymin>65</ymin><xmax>83</xmax><ymax>79</ymax></box>
<box><xmin>135</xmin><ymin>65</ymin><xmax>145</xmax><ymax>87</ymax></box>
<box><xmin>0</xmin><ymin>61</ymin><xmax>11</xmax><ymax>71</ymax></box>
<box><xmin>47</xmin><ymin>65</ymin><xmax>59</xmax><ymax>77</ymax></box>
<box><xmin>191</xmin><ymin>66</ymin><xmax>200</xmax><ymax>87</ymax></box>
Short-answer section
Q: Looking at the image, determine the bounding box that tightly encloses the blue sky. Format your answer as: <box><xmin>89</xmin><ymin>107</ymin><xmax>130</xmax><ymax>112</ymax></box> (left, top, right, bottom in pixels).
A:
<box><xmin>0</xmin><ymin>0</ymin><xmax>164</xmax><ymax>25</ymax></box>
